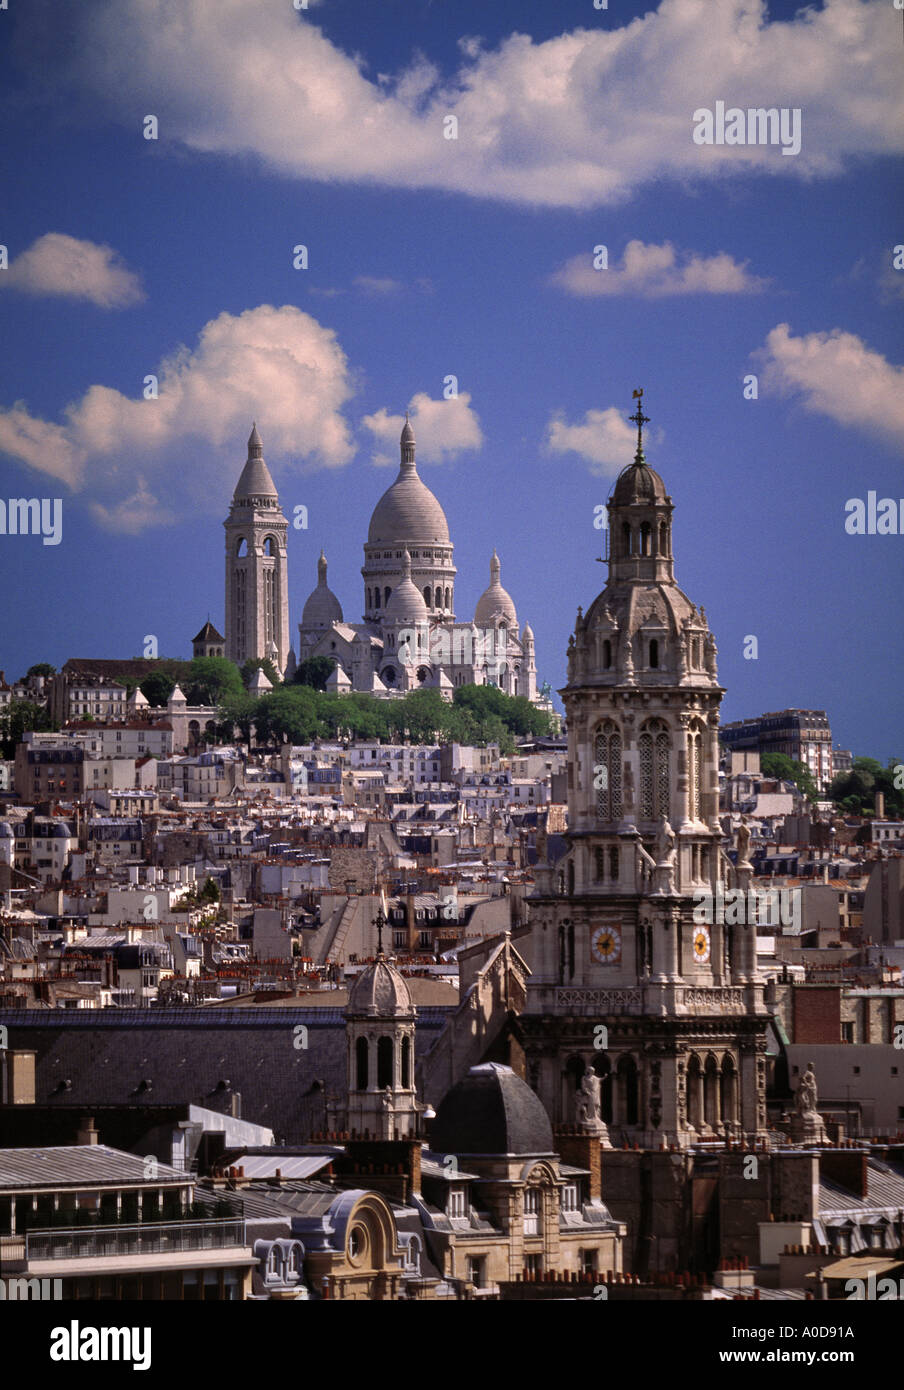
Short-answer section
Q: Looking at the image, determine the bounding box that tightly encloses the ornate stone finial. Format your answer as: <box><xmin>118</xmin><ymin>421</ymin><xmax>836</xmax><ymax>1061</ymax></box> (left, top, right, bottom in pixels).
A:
<box><xmin>629</xmin><ymin>388</ymin><xmax>650</xmax><ymax>460</ymax></box>
<box><xmin>490</xmin><ymin>549</ymin><xmax>500</xmax><ymax>582</ymax></box>
<box><xmin>317</xmin><ymin>550</ymin><xmax>327</xmax><ymax>583</ymax></box>
<box><xmin>248</xmin><ymin>421</ymin><xmax>263</xmax><ymax>456</ymax></box>
<box><xmin>400</xmin><ymin>412</ymin><xmax>416</xmax><ymax>465</ymax></box>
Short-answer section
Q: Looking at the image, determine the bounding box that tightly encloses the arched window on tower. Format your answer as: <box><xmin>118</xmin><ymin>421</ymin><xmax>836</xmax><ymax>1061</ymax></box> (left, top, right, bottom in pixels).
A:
<box><xmin>639</xmin><ymin>719</ymin><xmax>671</xmax><ymax>821</ymax></box>
<box><xmin>435</xmin><ymin>586</ymin><xmax>442</xmax><ymax>610</ymax></box>
<box><xmin>384</xmin><ymin>586</ymin><xmax>391</xmax><ymax>607</ymax></box>
<box><xmin>649</xmin><ymin>639</ymin><xmax>659</xmax><ymax>668</ymax></box>
<box><xmin>356</xmin><ymin>1037</ymin><xmax>369</xmax><ymax>1090</ymax></box>
<box><xmin>444</xmin><ymin>587</ymin><xmax>451</xmax><ymax>608</ymax></box>
<box><xmin>424</xmin><ymin>586</ymin><xmax>432</xmax><ymax>608</ymax></box>
<box><xmin>640</xmin><ymin>522</ymin><xmax>651</xmax><ymax>555</ymax></box>
<box><xmin>594</xmin><ymin>721</ymin><xmax>623</xmax><ymax>821</ymax></box>
<box><xmin>377</xmin><ymin>1036</ymin><xmax>394</xmax><ymax>1090</ymax></box>
<box><xmin>622</xmin><ymin>523</ymin><xmax>632</xmax><ymax>557</ymax></box>
<box><xmin>401</xmin><ymin>1036</ymin><xmax>411</xmax><ymax>1089</ymax></box>
<box><xmin>659</xmin><ymin>520</ymin><xmax>668</xmax><ymax>555</ymax></box>
<box><xmin>373</xmin><ymin>588</ymin><xmax>380</xmax><ymax>609</ymax></box>
<box><xmin>263</xmin><ymin>535</ymin><xmax>277</xmax><ymax>556</ymax></box>
<box><xmin>603</xmin><ymin>639</ymin><xmax>612</xmax><ymax>670</ymax></box>
<box><xmin>236</xmin><ymin>538</ymin><xmax>248</xmax><ymax>558</ymax></box>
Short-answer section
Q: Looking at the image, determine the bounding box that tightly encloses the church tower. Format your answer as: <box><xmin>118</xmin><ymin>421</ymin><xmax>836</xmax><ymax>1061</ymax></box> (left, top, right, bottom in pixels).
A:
<box><xmin>344</xmin><ymin>922</ymin><xmax>418</xmax><ymax>1140</ymax></box>
<box><xmin>224</xmin><ymin>424</ymin><xmax>290</xmax><ymax>675</ymax></box>
<box><xmin>520</xmin><ymin>392</ymin><xmax>769</xmax><ymax>1148</ymax></box>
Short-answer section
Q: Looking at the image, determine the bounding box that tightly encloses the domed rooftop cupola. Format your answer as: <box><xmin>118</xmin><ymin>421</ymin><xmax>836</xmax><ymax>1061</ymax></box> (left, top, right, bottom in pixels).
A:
<box><xmin>301</xmin><ymin>550</ymin><xmax>344</xmax><ymax>629</ymax></box>
<box><xmin>347</xmin><ymin>952</ymin><xmax>415</xmax><ymax>1019</ymax></box>
<box><xmin>367</xmin><ymin>417</ymin><xmax>450</xmax><ymax>545</ymax></box>
<box><xmin>474</xmin><ymin>551</ymin><xmax>517</xmax><ymax>627</ymax></box>
<box><xmin>604</xmin><ymin>391</ymin><xmax>674</xmax><ymax>585</ymax></box>
<box><xmin>430</xmin><ymin>1063</ymin><xmax>555</xmax><ymax>1156</ymax></box>
<box><xmin>384</xmin><ymin>549</ymin><xmax>428</xmax><ymax>622</ymax></box>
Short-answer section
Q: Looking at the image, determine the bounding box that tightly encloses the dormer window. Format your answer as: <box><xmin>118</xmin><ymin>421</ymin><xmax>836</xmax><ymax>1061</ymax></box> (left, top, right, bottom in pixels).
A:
<box><xmin>448</xmin><ymin>1189</ymin><xmax>466</xmax><ymax>1218</ymax></box>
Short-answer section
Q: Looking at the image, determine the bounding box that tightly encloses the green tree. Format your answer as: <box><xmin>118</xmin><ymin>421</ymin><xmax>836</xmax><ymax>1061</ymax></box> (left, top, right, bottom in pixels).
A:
<box><xmin>140</xmin><ymin>669</ymin><xmax>177</xmax><ymax>707</ymax></box>
<box><xmin>293</xmin><ymin>655</ymin><xmax>336</xmax><ymax>691</ymax></box>
<box><xmin>199</xmin><ymin>876</ymin><xmax>220</xmax><ymax>903</ymax></box>
<box><xmin>25</xmin><ymin>662</ymin><xmax>56</xmax><ymax>679</ymax></box>
<box><xmin>216</xmin><ymin>692</ymin><xmax>256</xmax><ymax>745</ymax></box>
<box><xmin>253</xmin><ymin>686</ymin><xmax>322</xmax><ymax>744</ymax></box>
<box><xmin>241</xmin><ymin>657</ymin><xmax>280</xmax><ymax>688</ymax></box>
<box><xmin>184</xmin><ymin>656</ymin><xmax>244</xmax><ymax>706</ymax></box>
<box><xmin>0</xmin><ymin>700</ymin><xmax>56</xmax><ymax>756</ymax></box>
<box><xmin>760</xmin><ymin>752</ymin><xmax>818</xmax><ymax>803</ymax></box>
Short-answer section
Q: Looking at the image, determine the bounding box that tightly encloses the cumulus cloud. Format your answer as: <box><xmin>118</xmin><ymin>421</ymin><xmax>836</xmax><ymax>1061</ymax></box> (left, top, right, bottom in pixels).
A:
<box><xmin>756</xmin><ymin>323</ymin><xmax>904</xmax><ymax>445</ymax></box>
<box><xmin>545</xmin><ymin>406</ymin><xmax>661</xmax><ymax>477</ymax></box>
<box><xmin>362</xmin><ymin>391</ymin><xmax>482</xmax><ymax>466</ymax></box>
<box><xmin>551</xmin><ymin>240</ymin><xmax>768</xmax><ymax>297</ymax></box>
<box><xmin>1</xmin><ymin>232</ymin><xmax>144</xmax><ymax>307</ymax></box>
<box><xmin>0</xmin><ymin>304</ymin><xmax>356</xmax><ymax>529</ymax></box>
<box><xmin>16</xmin><ymin>0</ymin><xmax>902</xmax><ymax>209</ymax></box>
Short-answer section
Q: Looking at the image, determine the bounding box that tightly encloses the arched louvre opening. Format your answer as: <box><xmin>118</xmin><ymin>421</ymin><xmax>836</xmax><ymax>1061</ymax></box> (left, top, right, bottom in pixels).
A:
<box><xmin>355</xmin><ymin>1037</ymin><xmax>369</xmax><ymax>1091</ymax></box>
<box><xmin>639</xmin><ymin>720</ymin><xmax>671</xmax><ymax>820</ymax></box>
<box><xmin>594</xmin><ymin>723</ymin><xmax>623</xmax><ymax>820</ymax></box>
<box><xmin>688</xmin><ymin>726</ymin><xmax>703</xmax><ymax>821</ymax></box>
<box><xmin>377</xmin><ymin>1036</ymin><xmax>394</xmax><ymax>1090</ymax></box>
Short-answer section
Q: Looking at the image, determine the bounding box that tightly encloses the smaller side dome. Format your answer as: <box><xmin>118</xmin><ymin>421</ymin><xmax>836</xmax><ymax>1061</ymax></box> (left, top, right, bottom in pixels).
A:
<box><xmin>474</xmin><ymin>551</ymin><xmax>517</xmax><ymax>626</ymax></box>
<box><xmin>430</xmin><ymin>1063</ymin><xmax>554</xmax><ymax>1156</ymax></box>
<box><xmin>302</xmin><ymin>551</ymin><xmax>344</xmax><ymax>629</ymax></box>
<box><xmin>385</xmin><ymin>549</ymin><xmax>428</xmax><ymax>621</ymax></box>
<box><xmin>347</xmin><ymin>955</ymin><xmax>415</xmax><ymax>1018</ymax></box>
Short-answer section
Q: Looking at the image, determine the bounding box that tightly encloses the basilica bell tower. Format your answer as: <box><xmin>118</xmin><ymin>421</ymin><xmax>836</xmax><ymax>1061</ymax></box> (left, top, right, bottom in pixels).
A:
<box><xmin>520</xmin><ymin>391</ymin><xmax>769</xmax><ymax>1148</ymax></box>
<box><xmin>224</xmin><ymin>424</ymin><xmax>290</xmax><ymax>675</ymax></box>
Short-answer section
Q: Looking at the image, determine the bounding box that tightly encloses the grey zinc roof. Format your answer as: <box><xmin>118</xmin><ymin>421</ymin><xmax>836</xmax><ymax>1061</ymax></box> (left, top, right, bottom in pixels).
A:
<box><xmin>0</xmin><ymin>1007</ymin><xmax>450</xmax><ymax>1145</ymax></box>
<box><xmin>0</xmin><ymin>1144</ymin><xmax>186</xmax><ymax>1190</ymax></box>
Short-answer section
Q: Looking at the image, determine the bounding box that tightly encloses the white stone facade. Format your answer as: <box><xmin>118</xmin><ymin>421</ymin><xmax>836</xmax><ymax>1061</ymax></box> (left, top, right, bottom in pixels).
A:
<box><xmin>298</xmin><ymin>420</ymin><xmax>541</xmax><ymax>703</ymax></box>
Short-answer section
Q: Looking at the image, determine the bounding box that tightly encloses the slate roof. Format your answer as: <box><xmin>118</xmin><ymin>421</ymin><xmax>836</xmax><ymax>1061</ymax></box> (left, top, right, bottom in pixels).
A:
<box><xmin>0</xmin><ymin>1007</ymin><xmax>450</xmax><ymax>1145</ymax></box>
<box><xmin>0</xmin><ymin>1144</ymin><xmax>186</xmax><ymax>1190</ymax></box>
<box><xmin>430</xmin><ymin>1062</ymin><xmax>555</xmax><ymax>1157</ymax></box>
<box><xmin>819</xmin><ymin>1157</ymin><xmax>904</xmax><ymax>1217</ymax></box>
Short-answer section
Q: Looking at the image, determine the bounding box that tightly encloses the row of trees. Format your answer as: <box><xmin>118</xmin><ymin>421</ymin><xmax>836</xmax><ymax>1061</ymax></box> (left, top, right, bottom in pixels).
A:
<box><xmin>215</xmin><ymin>683</ymin><xmax>554</xmax><ymax>754</ymax></box>
<box><xmin>827</xmin><ymin>757</ymin><xmax>904</xmax><ymax>817</ymax></box>
<box><xmin>752</xmin><ymin>750</ymin><xmax>904</xmax><ymax>816</ymax></box>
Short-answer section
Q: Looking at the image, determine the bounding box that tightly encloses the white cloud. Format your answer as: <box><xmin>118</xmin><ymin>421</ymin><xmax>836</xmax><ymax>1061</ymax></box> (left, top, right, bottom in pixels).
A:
<box><xmin>352</xmin><ymin>275</ymin><xmax>404</xmax><ymax>296</ymax></box>
<box><xmin>1</xmin><ymin>233</ymin><xmax>144</xmax><ymax>307</ymax></box>
<box><xmin>551</xmin><ymin>240</ymin><xmax>768</xmax><ymax>297</ymax></box>
<box><xmin>756</xmin><ymin>323</ymin><xmax>904</xmax><ymax>445</ymax></box>
<box><xmin>545</xmin><ymin>406</ymin><xmax>660</xmax><ymax>477</ymax></box>
<box><xmin>362</xmin><ymin>391</ymin><xmax>482</xmax><ymax>465</ymax></box>
<box><xmin>0</xmin><ymin>304</ymin><xmax>356</xmax><ymax>528</ymax></box>
<box><xmin>21</xmin><ymin>0</ymin><xmax>902</xmax><ymax>209</ymax></box>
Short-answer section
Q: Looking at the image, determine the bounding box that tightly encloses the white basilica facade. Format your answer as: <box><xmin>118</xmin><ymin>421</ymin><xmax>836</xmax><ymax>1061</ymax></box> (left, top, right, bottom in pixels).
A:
<box><xmin>223</xmin><ymin>415</ymin><xmax>544</xmax><ymax>703</ymax></box>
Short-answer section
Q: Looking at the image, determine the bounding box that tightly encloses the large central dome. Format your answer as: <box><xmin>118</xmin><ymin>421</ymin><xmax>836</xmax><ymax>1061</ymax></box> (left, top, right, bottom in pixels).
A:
<box><xmin>367</xmin><ymin>417</ymin><xmax>450</xmax><ymax>545</ymax></box>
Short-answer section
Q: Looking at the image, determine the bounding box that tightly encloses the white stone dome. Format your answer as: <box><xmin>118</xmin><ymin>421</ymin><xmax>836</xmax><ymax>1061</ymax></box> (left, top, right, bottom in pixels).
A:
<box><xmin>384</xmin><ymin>550</ymin><xmax>428</xmax><ymax>621</ymax></box>
<box><xmin>301</xmin><ymin>551</ymin><xmax>344</xmax><ymax>628</ymax></box>
<box><xmin>475</xmin><ymin>551</ymin><xmax>517</xmax><ymax>626</ymax></box>
<box><xmin>347</xmin><ymin>955</ymin><xmax>414</xmax><ymax>1018</ymax></box>
<box><xmin>367</xmin><ymin>418</ymin><xmax>450</xmax><ymax>544</ymax></box>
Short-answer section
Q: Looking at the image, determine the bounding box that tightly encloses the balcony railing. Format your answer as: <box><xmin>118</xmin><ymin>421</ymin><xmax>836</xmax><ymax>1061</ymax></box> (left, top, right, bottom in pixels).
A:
<box><xmin>25</xmin><ymin>1220</ymin><xmax>246</xmax><ymax>1262</ymax></box>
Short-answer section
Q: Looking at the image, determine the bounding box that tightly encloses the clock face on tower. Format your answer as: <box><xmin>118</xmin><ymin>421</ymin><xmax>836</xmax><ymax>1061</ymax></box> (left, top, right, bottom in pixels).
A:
<box><xmin>591</xmin><ymin>924</ymin><xmax>622</xmax><ymax>965</ymax></box>
<box><xmin>693</xmin><ymin>923</ymin><xmax>712</xmax><ymax>964</ymax></box>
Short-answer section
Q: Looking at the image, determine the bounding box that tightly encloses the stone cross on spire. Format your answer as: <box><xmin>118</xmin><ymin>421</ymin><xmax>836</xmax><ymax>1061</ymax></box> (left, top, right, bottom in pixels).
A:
<box><xmin>629</xmin><ymin>389</ymin><xmax>649</xmax><ymax>459</ymax></box>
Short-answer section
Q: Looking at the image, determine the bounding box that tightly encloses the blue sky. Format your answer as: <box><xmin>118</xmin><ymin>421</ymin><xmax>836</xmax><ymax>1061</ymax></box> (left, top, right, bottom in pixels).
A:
<box><xmin>0</xmin><ymin>0</ymin><xmax>901</xmax><ymax>759</ymax></box>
